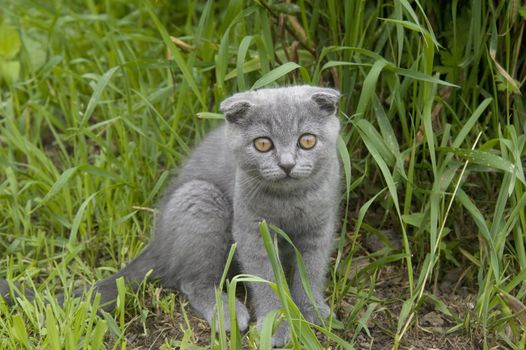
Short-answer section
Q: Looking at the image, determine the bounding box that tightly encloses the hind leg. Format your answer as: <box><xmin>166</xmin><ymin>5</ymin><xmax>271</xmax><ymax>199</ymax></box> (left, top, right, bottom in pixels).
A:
<box><xmin>156</xmin><ymin>180</ymin><xmax>249</xmax><ymax>331</ymax></box>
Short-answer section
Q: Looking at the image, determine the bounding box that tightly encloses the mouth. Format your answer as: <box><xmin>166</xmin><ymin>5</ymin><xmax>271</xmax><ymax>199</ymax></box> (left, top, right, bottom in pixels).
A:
<box><xmin>270</xmin><ymin>173</ymin><xmax>302</xmax><ymax>182</ymax></box>
<box><xmin>258</xmin><ymin>169</ymin><xmax>309</xmax><ymax>182</ymax></box>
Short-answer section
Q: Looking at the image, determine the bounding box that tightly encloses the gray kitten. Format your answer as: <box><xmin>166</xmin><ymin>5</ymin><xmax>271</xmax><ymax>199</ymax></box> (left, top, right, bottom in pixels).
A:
<box><xmin>1</xmin><ymin>85</ymin><xmax>341</xmax><ymax>347</ymax></box>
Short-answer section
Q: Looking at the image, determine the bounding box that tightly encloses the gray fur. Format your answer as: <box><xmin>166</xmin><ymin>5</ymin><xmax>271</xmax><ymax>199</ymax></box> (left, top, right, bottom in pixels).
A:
<box><xmin>0</xmin><ymin>85</ymin><xmax>341</xmax><ymax>347</ymax></box>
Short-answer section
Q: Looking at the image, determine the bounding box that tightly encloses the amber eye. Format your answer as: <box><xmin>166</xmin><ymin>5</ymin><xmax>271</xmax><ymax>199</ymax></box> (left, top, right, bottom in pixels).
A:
<box><xmin>253</xmin><ymin>137</ymin><xmax>273</xmax><ymax>152</ymax></box>
<box><xmin>298</xmin><ymin>134</ymin><xmax>317</xmax><ymax>150</ymax></box>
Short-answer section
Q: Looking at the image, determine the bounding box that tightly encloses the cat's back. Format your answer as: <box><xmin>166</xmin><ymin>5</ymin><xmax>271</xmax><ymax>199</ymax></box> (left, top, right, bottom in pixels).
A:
<box><xmin>174</xmin><ymin>123</ymin><xmax>235</xmax><ymax>197</ymax></box>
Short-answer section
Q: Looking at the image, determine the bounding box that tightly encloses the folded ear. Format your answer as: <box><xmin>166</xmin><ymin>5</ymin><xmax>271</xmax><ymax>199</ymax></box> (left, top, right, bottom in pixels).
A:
<box><xmin>220</xmin><ymin>95</ymin><xmax>254</xmax><ymax>124</ymax></box>
<box><xmin>311</xmin><ymin>88</ymin><xmax>340</xmax><ymax>115</ymax></box>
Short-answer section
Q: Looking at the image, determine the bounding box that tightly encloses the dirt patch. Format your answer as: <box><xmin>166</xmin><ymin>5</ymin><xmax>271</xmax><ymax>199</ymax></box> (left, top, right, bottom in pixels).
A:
<box><xmin>106</xmin><ymin>263</ymin><xmax>481</xmax><ymax>349</ymax></box>
<box><xmin>104</xmin><ymin>290</ymin><xmax>213</xmax><ymax>349</ymax></box>
<box><xmin>338</xmin><ymin>264</ymin><xmax>481</xmax><ymax>349</ymax></box>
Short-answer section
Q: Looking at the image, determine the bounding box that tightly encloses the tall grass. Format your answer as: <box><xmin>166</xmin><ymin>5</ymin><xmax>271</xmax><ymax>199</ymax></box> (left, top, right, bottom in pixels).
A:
<box><xmin>0</xmin><ymin>0</ymin><xmax>524</xmax><ymax>349</ymax></box>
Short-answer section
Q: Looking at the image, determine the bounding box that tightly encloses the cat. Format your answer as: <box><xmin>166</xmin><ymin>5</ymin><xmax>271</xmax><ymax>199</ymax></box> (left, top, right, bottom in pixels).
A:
<box><xmin>0</xmin><ymin>85</ymin><xmax>342</xmax><ymax>347</ymax></box>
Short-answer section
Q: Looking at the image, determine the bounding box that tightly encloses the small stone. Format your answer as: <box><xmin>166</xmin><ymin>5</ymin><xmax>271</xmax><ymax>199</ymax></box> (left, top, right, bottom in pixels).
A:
<box><xmin>421</xmin><ymin>311</ymin><xmax>445</xmax><ymax>327</ymax></box>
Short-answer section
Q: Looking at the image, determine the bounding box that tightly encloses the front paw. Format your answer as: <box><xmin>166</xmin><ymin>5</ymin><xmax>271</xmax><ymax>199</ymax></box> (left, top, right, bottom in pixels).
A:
<box><xmin>205</xmin><ymin>294</ymin><xmax>250</xmax><ymax>333</ymax></box>
<box><xmin>257</xmin><ymin>315</ymin><xmax>290</xmax><ymax>348</ymax></box>
<box><xmin>219</xmin><ymin>295</ymin><xmax>250</xmax><ymax>332</ymax></box>
<box><xmin>271</xmin><ymin>322</ymin><xmax>290</xmax><ymax>348</ymax></box>
<box><xmin>300</xmin><ymin>301</ymin><xmax>332</xmax><ymax>324</ymax></box>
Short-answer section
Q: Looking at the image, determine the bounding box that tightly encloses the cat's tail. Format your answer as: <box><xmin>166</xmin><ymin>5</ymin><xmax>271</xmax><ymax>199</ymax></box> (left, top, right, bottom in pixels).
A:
<box><xmin>0</xmin><ymin>279</ymin><xmax>34</xmax><ymax>305</ymax></box>
<box><xmin>0</xmin><ymin>246</ymin><xmax>162</xmax><ymax>311</ymax></box>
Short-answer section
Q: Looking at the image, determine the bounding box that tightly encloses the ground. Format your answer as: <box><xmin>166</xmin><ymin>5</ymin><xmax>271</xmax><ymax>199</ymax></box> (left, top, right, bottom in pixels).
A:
<box><xmin>107</xmin><ymin>260</ymin><xmax>481</xmax><ymax>349</ymax></box>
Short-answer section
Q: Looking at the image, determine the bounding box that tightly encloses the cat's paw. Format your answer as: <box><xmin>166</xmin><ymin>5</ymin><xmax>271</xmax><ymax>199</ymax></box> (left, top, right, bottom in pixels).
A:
<box><xmin>214</xmin><ymin>296</ymin><xmax>250</xmax><ymax>332</ymax></box>
<box><xmin>270</xmin><ymin>322</ymin><xmax>290</xmax><ymax>348</ymax></box>
<box><xmin>257</xmin><ymin>316</ymin><xmax>290</xmax><ymax>348</ymax></box>
<box><xmin>232</xmin><ymin>298</ymin><xmax>250</xmax><ymax>332</ymax></box>
<box><xmin>300</xmin><ymin>301</ymin><xmax>332</xmax><ymax>325</ymax></box>
<box><xmin>271</xmin><ymin>323</ymin><xmax>290</xmax><ymax>348</ymax></box>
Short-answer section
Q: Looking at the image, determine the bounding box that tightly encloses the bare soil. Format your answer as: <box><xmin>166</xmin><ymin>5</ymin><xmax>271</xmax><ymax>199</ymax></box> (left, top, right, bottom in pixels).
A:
<box><xmin>109</xmin><ymin>262</ymin><xmax>482</xmax><ymax>350</ymax></box>
<box><xmin>338</xmin><ymin>264</ymin><xmax>481</xmax><ymax>350</ymax></box>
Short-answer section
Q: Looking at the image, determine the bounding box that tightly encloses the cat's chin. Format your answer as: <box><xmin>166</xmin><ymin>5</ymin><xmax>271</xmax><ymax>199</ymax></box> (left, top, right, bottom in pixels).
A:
<box><xmin>262</xmin><ymin>175</ymin><xmax>314</xmax><ymax>191</ymax></box>
<box><xmin>258</xmin><ymin>170</ymin><xmax>312</xmax><ymax>181</ymax></box>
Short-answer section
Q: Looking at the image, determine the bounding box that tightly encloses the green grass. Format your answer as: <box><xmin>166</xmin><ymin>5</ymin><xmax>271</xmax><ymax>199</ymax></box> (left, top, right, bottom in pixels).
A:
<box><xmin>1</xmin><ymin>0</ymin><xmax>525</xmax><ymax>349</ymax></box>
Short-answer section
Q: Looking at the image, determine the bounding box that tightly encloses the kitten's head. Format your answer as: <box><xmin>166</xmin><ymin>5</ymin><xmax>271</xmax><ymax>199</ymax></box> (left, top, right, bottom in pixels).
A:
<box><xmin>221</xmin><ymin>85</ymin><xmax>340</xmax><ymax>187</ymax></box>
